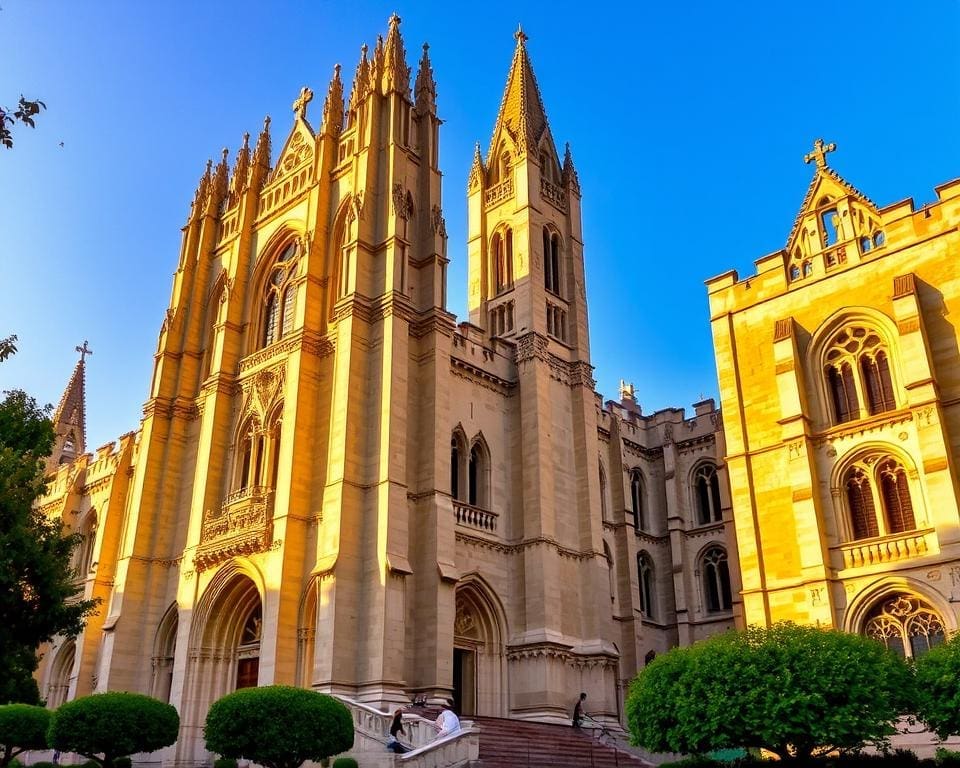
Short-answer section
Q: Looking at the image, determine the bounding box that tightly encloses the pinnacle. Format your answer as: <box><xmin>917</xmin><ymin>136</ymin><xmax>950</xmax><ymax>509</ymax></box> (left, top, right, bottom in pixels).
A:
<box><xmin>488</xmin><ymin>25</ymin><xmax>551</xmax><ymax>159</ymax></box>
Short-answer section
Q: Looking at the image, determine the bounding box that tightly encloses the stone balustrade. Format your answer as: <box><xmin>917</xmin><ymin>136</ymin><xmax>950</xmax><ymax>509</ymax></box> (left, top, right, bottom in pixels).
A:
<box><xmin>454</xmin><ymin>501</ymin><xmax>498</xmax><ymax>532</ymax></box>
<box><xmin>839</xmin><ymin>529</ymin><xmax>930</xmax><ymax>569</ymax></box>
<box><xmin>484</xmin><ymin>178</ymin><xmax>513</xmax><ymax>208</ymax></box>
<box><xmin>540</xmin><ymin>177</ymin><xmax>568</xmax><ymax>212</ymax></box>
<box><xmin>194</xmin><ymin>486</ymin><xmax>274</xmax><ymax>570</ymax></box>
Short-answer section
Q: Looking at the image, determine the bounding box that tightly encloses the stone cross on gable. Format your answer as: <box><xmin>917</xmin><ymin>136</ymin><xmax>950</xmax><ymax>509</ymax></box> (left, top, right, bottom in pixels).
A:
<box><xmin>76</xmin><ymin>340</ymin><xmax>93</xmax><ymax>363</ymax></box>
<box><xmin>292</xmin><ymin>86</ymin><xmax>314</xmax><ymax>120</ymax></box>
<box><xmin>804</xmin><ymin>138</ymin><xmax>837</xmax><ymax>169</ymax></box>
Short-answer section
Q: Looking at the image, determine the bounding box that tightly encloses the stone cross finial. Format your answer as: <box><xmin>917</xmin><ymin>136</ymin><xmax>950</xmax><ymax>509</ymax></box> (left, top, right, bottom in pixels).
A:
<box><xmin>515</xmin><ymin>23</ymin><xmax>528</xmax><ymax>44</ymax></box>
<box><xmin>292</xmin><ymin>86</ymin><xmax>314</xmax><ymax>120</ymax></box>
<box><xmin>76</xmin><ymin>340</ymin><xmax>93</xmax><ymax>363</ymax></box>
<box><xmin>804</xmin><ymin>138</ymin><xmax>836</xmax><ymax>169</ymax></box>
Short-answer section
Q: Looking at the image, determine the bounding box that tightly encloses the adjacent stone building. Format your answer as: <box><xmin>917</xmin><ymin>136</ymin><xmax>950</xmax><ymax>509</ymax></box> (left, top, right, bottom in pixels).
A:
<box><xmin>708</xmin><ymin>139</ymin><xmax>960</xmax><ymax>657</ymax></box>
<box><xmin>34</xmin><ymin>17</ymin><xmax>736</xmax><ymax>761</ymax></box>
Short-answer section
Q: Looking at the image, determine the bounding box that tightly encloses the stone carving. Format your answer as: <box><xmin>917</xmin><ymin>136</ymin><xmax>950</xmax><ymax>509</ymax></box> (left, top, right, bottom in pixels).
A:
<box><xmin>392</xmin><ymin>183</ymin><xmax>412</xmax><ymax>219</ymax></box>
<box><xmin>454</xmin><ymin>600</ymin><xmax>476</xmax><ymax>637</ymax></box>
<box><xmin>431</xmin><ymin>204</ymin><xmax>447</xmax><ymax>236</ymax></box>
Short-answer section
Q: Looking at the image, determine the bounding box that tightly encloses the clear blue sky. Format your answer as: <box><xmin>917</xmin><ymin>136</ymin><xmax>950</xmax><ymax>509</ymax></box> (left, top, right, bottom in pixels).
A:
<box><xmin>2</xmin><ymin>1</ymin><xmax>959</xmax><ymax>450</ymax></box>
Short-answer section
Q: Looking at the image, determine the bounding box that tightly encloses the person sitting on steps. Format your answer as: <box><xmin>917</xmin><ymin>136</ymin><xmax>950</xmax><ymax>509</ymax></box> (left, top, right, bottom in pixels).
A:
<box><xmin>434</xmin><ymin>698</ymin><xmax>461</xmax><ymax>739</ymax></box>
<box><xmin>387</xmin><ymin>707</ymin><xmax>409</xmax><ymax>754</ymax></box>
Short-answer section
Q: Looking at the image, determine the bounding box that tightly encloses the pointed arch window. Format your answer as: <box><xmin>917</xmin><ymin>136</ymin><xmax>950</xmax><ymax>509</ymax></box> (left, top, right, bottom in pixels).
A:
<box><xmin>604</xmin><ymin>541</ymin><xmax>615</xmax><ymax>605</ymax></box>
<box><xmin>234</xmin><ymin>409</ymin><xmax>282</xmax><ymax>494</ymax></box>
<box><xmin>693</xmin><ymin>463</ymin><xmax>722</xmax><ymax>525</ymax></box>
<box><xmin>467</xmin><ymin>439</ymin><xmax>490</xmax><ymax>509</ymax></box>
<box><xmin>450</xmin><ymin>431</ymin><xmax>468</xmax><ymax>503</ymax></box>
<box><xmin>261</xmin><ymin>242</ymin><xmax>297</xmax><ymax>348</ymax></box>
<box><xmin>493</xmin><ymin>229</ymin><xmax>514</xmax><ymax>294</ymax></box>
<box><xmin>630</xmin><ymin>470</ymin><xmax>646</xmax><ymax>531</ymax></box>
<box><xmin>337</xmin><ymin>212</ymin><xmax>354</xmax><ymax>300</ymax></box>
<box><xmin>76</xmin><ymin>510</ymin><xmax>98</xmax><ymax>577</ymax></box>
<box><xmin>701</xmin><ymin>546</ymin><xmax>732</xmax><ymax>613</ymax></box>
<box><xmin>637</xmin><ymin>551</ymin><xmax>656</xmax><ymax>620</ymax></box>
<box><xmin>863</xmin><ymin>594</ymin><xmax>945</xmax><ymax>659</ymax></box>
<box><xmin>599</xmin><ymin>463</ymin><xmax>608</xmax><ymax>522</ymax></box>
<box><xmin>543</xmin><ymin>228</ymin><xmax>561</xmax><ymax>295</ymax></box>
<box><xmin>842</xmin><ymin>455</ymin><xmax>917</xmax><ymax>542</ymax></box>
<box><xmin>824</xmin><ymin>325</ymin><xmax>896</xmax><ymax>424</ymax></box>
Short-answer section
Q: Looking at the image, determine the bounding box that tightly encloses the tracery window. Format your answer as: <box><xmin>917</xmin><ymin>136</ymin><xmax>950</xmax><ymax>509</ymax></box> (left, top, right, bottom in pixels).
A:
<box><xmin>467</xmin><ymin>439</ymin><xmax>490</xmax><ymax>509</ymax></box>
<box><xmin>450</xmin><ymin>432</ymin><xmax>468</xmax><ymax>502</ymax></box>
<box><xmin>864</xmin><ymin>594</ymin><xmax>945</xmax><ymax>659</ymax></box>
<box><xmin>843</xmin><ymin>455</ymin><xmax>916</xmax><ymax>541</ymax></box>
<box><xmin>824</xmin><ymin>325</ymin><xmax>895</xmax><ymax>424</ymax></box>
<box><xmin>701</xmin><ymin>546</ymin><xmax>732</xmax><ymax>613</ymax></box>
<box><xmin>261</xmin><ymin>242</ymin><xmax>298</xmax><ymax>348</ymax></box>
<box><xmin>234</xmin><ymin>409</ymin><xmax>282</xmax><ymax>493</ymax></box>
<box><xmin>693</xmin><ymin>463</ymin><xmax>722</xmax><ymax>525</ymax></box>
<box><xmin>629</xmin><ymin>470</ymin><xmax>646</xmax><ymax>531</ymax></box>
<box><xmin>637</xmin><ymin>551</ymin><xmax>656</xmax><ymax>620</ymax></box>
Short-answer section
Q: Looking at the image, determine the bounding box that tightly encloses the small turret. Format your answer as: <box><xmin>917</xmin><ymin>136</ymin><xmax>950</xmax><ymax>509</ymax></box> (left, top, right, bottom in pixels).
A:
<box><xmin>188</xmin><ymin>159</ymin><xmax>213</xmax><ymax>223</ymax></box>
<box><xmin>321</xmin><ymin>64</ymin><xmax>344</xmax><ymax>136</ymax></box>
<box><xmin>205</xmin><ymin>148</ymin><xmax>230</xmax><ymax>216</ymax></box>
<box><xmin>47</xmin><ymin>341</ymin><xmax>91</xmax><ymax>472</ymax></box>
<box><xmin>562</xmin><ymin>142</ymin><xmax>580</xmax><ymax>196</ymax></box>
<box><xmin>348</xmin><ymin>44</ymin><xmax>370</xmax><ymax>118</ymax></box>
<box><xmin>414</xmin><ymin>42</ymin><xmax>436</xmax><ymax>115</ymax></box>
<box><xmin>467</xmin><ymin>142</ymin><xmax>485</xmax><ymax>192</ymax></box>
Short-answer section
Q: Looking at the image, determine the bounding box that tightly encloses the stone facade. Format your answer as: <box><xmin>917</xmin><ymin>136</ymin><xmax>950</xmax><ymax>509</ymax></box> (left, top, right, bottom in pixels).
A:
<box><xmin>708</xmin><ymin>139</ymin><xmax>960</xmax><ymax>657</ymax></box>
<box><xmin>34</xmin><ymin>18</ymin><xmax>735</xmax><ymax>763</ymax></box>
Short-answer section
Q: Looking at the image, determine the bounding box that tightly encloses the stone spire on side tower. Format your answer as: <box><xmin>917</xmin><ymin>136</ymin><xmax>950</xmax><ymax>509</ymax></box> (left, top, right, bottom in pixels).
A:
<box><xmin>48</xmin><ymin>341</ymin><xmax>91</xmax><ymax>471</ymax></box>
<box><xmin>414</xmin><ymin>42</ymin><xmax>436</xmax><ymax>114</ymax></box>
<box><xmin>321</xmin><ymin>64</ymin><xmax>344</xmax><ymax>136</ymax></box>
<box><xmin>381</xmin><ymin>13</ymin><xmax>411</xmax><ymax>96</ymax></box>
<box><xmin>488</xmin><ymin>24</ymin><xmax>551</xmax><ymax>159</ymax></box>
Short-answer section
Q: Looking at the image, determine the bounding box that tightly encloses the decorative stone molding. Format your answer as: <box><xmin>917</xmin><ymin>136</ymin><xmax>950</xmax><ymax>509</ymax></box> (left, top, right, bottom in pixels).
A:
<box><xmin>836</xmin><ymin>528</ymin><xmax>932</xmax><ymax>569</ymax></box>
<box><xmin>484</xmin><ymin>178</ymin><xmax>513</xmax><ymax>208</ymax></box>
<box><xmin>453</xmin><ymin>500</ymin><xmax>498</xmax><ymax>532</ymax></box>
<box><xmin>514</xmin><ymin>332</ymin><xmax>548</xmax><ymax>365</ymax></box>
<box><xmin>392</xmin><ymin>183</ymin><xmax>412</xmax><ymax>219</ymax></box>
<box><xmin>194</xmin><ymin>486</ymin><xmax>274</xmax><ymax>570</ymax></box>
<box><xmin>540</xmin><ymin>177</ymin><xmax>567</xmax><ymax>213</ymax></box>
<box><xmin>431</xmin><ymin>204</ymin><xmax>447</xmax><ymax>237</ymax></box>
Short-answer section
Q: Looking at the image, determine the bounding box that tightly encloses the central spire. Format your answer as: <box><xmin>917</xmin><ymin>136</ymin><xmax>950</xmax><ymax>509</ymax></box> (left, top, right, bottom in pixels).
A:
<box><xmin>488</xmin><ymin>25</ymin><xmax>551</xmax><ymax>160</ymax></box>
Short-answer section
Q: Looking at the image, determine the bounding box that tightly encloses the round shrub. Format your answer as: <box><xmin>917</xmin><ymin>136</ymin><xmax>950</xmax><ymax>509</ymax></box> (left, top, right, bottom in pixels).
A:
<box><xmin>915</xmin><ymin>634</ymin><xmax>960</xmax><ymax>740</ymax></box>
<box><xmin>0</xmin><ymin>704</ymin><xmax>51</xmax><ymax>767</ymax></box>
<box><xmin>204</xmin><ymin>686</ymin><xmax>353</xmax><ymax>768</ymax></box>
<box><xmin>47</xmin><ymin>692</ymin><xmax>179</xmax><ymax>767</ymax></box>
<box><xmin>331</xmin><ymin>759</ymin><xmax>358</xmax><ymax>768</ymax></box>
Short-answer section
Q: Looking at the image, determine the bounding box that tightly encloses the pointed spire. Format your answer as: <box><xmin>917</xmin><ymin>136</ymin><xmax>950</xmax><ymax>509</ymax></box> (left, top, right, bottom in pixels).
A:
<box><xmin>371</xmin><ymin>34</ymin><xmax>385</xmax><ymax>90</ymax></box>
<box><xmin>468</xmin><ymin>142</ymin><xmax>485</xmax><ymax>192</ymax></box>
<box><xmin>348</xmin><ymin>44</ymin><xmax>370</xmax><ymax>115</ymax></box>
<box><xmin>415</xmin><ymin>42</ymin><xmax>436</xmax><ymax>114</ymax></box>
<box><xmin>229</xmin><ymin>132</ymin><xmax>250</xmax><ymax>203</ymax></box>
<box><xmin>322</xmin><ymin>64</ymin><xmax>344</xmax><ymax>136</ymax></box>
<box><xmin>49</xmin><ymin>342</ymin><xmax>90</xmax><ymax>471</ymax></box>
<box><xmin>189</xmin><ymin>159</ymin><xmax>213</xmax><ymax>222</ymax></box>
<box><xmin>250</xmin><ymin>116</ymin><xmax>272</xmax><ymax>191</ymax></box>
<box><xmin>562</xmin><ymin>142</ymin><xmax>580</xmax><ymax>195</ymax></box>
<box><xmin>206</xmin><ymin>147</ymin><xmax>230</xmax><ymax>215</ymax></box>
<box><xmin>381</xmin><ymin>13</ymin><xmax>411</xmax><ymax>96</ymax></box>
<box><xmin>488</xmin><ymin>25</ymin><xmax>551</xmax><ymax>159</ymax></box>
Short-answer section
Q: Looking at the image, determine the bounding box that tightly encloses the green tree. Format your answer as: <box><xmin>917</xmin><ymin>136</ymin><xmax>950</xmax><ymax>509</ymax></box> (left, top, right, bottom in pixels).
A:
<box><xmin>0</xmin><ymin>335</ymin><xmax>16</xmax><ymax>362</ymax></box>
<box><xmin>204</xmin><ymin>686</ymin><xmax>354</xmax><ymax>768</ymax></box>
<box><xmin>914</xmin><ymin>633</ymin><xmax>960</xmax><ymax>739</ymax></box>
<box><xmin>47</xmin><ymin>692</ymin><xmax>179</xmax><ymax>768</ymax></box>
<box><xmin>0</xmin><ymin>98</ymin><xmax>45</xmax><ymax>150</ymax></box>
<box><xmin>625</xmin><ymin>623</ymin><xmax>913</xmax><ymax>762</ymax></box>
<box><xmin>0</xmin><ymin>704</ymin><xmax>51</xmax><ymax>767</ymax></box>
<box><xmin>0</xmin><ymin>388</ymin><xmax>98</xmax><ymax>703</ymax></box>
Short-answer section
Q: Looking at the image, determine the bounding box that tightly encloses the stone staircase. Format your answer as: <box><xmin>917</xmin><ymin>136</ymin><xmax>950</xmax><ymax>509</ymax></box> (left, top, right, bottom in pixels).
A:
<box><xmin>474</xmin><ymin>716</ymin><xmax>653</xmax><ymax>768</ymax></box>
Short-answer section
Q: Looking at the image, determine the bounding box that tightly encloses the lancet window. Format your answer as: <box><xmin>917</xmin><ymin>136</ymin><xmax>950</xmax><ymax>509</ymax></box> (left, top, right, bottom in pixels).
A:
<box><xmin>450</xmin><ymin>431</ymin><xmax>468</xmax><ymax>502</ymax></box>
<box><xmin>637</xmin><ymin>551</ymin><xmax>656</xmax><ymax>620</ymax></box>
<box><xmin>863</xmin><ymin>594</ymin><xmax>945</xmax><ymax>659</ymax></box>
<box><xmin>630</xmin><ymin>470</ymin><xmax>646</xmax><ymax>532</ymax></box>
<box><xmin>701</xmin><ymin>546</ymin><xmax>732</xmax><ymax>613</ymax></box>
<box><xmin>468</xmin><ymin>440</ymin><xmax>489</xmax><ymax>508</ymax></box>
<box><xmin>693</xmin><ymin>463</ymin><xmax>722</xmax><ymax>525</ymax></box>
<box><xmin>824</xmin><ymin>325</ymin><xmax>896</xmax><ymax>424</ymax></box>
<box><xmin>261</xmin><ymin>242</ymin><xmax>298</xmax><ymax>348</ymax></box>
<box><xmin>492</xmin><ymin>229</ymin><xmax>514</xmax><ymax>294</ymax></box>
<box><xmin>234</xmin><ymin>409</ymin><xmax>282</xmax><ymax>493</ymax></box>
<box><xmin>843</xmin><ymin>455</ymin><xmax>916</xmax><ymax>541</ymax></box>
<box><xmin>543</xmin><ymin>227</ymin><xmax>561</xmax><ymax>295</ymax></box>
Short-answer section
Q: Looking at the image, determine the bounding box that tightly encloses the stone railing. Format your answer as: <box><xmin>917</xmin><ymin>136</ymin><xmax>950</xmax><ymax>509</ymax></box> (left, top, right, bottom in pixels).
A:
<box><xmin>454</xmin><ymin>501</ymin><xmax>498</xmax><ymax>532</ymax></box>
<box><xmin>540</xmin><ymin>177</ymin><xmax>568</xmax><ymax>212</ymax></box>
<box><xmin>332</xmin><ymin>696</ymin><xmax>479</xmax><ymax>767</ymax></box>
<box><xmin>484</xmin><ymin>178</ymin><xmax>513</xmax><ymax>208</ymax></box>
<box><xmin>194</xmin><ymin>486</ymin><xmax>274</xmax><ymax>570</ymax></box>
<box><xmin>838</xmin><ymin>529</ymin><xmax>930</xmax><ymax>570</ymax></box>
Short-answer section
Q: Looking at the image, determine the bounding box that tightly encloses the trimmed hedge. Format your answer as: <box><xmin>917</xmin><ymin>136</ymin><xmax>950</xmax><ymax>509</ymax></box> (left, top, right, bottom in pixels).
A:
<box><xmin>47</xmin><ymin>692</ymin><xmax>179</xmax><ymax>768</ymax></box>
<box><xmin>204</xmin><ymin>686</ymin><xmax>353</xmax><ymax>768</ymax></box>
<box><xmin>0</xmin><ymin>705</ymin><xmax>51</xmax><ymax>767</ymax></box>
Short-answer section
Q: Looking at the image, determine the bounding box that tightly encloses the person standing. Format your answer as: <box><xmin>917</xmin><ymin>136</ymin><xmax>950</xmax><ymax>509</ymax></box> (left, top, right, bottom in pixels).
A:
<box><xmin>572</xmin><ymin>692</ymin><xmax>587</xmax><ymax>728</ymax></box>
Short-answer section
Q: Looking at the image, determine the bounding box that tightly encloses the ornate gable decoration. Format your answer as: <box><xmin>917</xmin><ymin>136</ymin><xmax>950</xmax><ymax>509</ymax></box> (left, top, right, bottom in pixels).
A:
<box><xmin>268</xmin><ymin>87</ymin><xmax>316</xmax><ymax>185</ymax></box>
<box><xmin>784</xmin><ymin>139</ymin><xmax>886</xmax><ymax>285</ymax></box>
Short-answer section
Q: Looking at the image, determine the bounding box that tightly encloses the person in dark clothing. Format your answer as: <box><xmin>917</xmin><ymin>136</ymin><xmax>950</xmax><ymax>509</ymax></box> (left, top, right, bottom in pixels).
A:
<box><xmin>387</xmin><ymin>708</ymin><xmax>409</xmax><ymax>753</ymax></box>
<box><xmin>572</xmin><ymin>692</ymin><xmax>587</xmax><ymax>728</ymax></box>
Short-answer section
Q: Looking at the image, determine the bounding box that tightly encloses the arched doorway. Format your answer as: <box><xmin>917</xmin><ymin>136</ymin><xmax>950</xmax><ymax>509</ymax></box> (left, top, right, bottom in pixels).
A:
<box><xmin>453</xmin><ymin>579</ymin><xmax>507</xmax><ymax>717</ymax></box>
<box><xmin>47</xmin><ymin>639</ymin><xmax>76</xmax><ymax>708</ymax></box>
<box><xmin>151</xmin><ymin>604</ymin><xmax>178</xmax><ymax>703</ymax></box>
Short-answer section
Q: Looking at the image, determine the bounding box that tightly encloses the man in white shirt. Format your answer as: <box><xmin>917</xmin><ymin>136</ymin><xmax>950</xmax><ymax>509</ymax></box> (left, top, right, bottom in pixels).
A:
<box><xmin>434</xmin><ymin>699</ymin><xmax>461</xmax><ymax>738</ymax></box>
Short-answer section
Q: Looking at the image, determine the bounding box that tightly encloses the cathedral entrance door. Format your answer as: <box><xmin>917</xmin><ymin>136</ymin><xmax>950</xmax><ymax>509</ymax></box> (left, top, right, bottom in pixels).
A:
<box><xmin>453</xmin><ymin>646</ymin><xmax>476</xmax><ymax>716</ymax></box>
<box><xmin>236</xmin><ymin>657</ymin><xmax>259</xmax><ymax>689</ymax></box>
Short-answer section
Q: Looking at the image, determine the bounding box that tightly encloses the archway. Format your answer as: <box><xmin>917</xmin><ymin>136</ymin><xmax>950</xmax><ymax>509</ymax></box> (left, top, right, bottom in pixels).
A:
<box><xmin>453</xmin><ymin>578</ymin><xmax>507</xmax><ymax>717</ymax></box>
<box><xmin>151</xmin><ymin>603</ymin><xmax>178</xmax><ymax>703</ymax></box>
<box><xmin>46</xmin><ymin>639</ymin><xmax>76</xmax><ymax>708</ymax></box>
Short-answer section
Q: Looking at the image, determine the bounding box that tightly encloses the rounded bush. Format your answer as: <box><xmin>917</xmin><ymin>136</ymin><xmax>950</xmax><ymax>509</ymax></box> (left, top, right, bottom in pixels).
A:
<box><xmin>0</xmin><ymin>704</ymin><xmax>51</xmax><ymax>766</ymax></box>
<box><xmin>204</xmin><ymin>686</ymin><xmax>353</xmax><ymax>768</ymax></box>
<box><xmin>47</xmin><ymin>692</ymin><xmax>179</xmax><ymax>767</ymax></box>
<box><xmin>915</xmin><ymin>635</ymin><xmax>960</xmax><ymax>740</ymax></box>
<box><xmin>331</xmin><ymin>759</ymin><xmax>358</xmax><ymax>768</ymax></box>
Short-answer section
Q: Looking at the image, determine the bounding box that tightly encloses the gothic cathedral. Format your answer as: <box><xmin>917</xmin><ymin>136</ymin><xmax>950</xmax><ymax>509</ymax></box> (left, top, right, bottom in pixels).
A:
<box><xmin>36</xmin><ymin>17</ymin><xmax>737</xmax><ymax>761</ymax></box>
